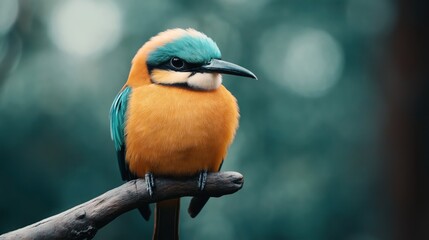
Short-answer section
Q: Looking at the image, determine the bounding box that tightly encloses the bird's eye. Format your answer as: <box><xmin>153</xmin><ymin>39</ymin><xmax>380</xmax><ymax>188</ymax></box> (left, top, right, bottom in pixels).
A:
<box><xmin>170</xmin><ymin>57</ymin><xmax>185</xmax><ymax>69</ymax></box>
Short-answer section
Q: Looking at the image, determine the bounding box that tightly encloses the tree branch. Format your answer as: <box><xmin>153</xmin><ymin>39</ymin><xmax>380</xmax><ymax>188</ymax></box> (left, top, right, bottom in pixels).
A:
<box><xmin>0</xmin><ymin>171</ymin><xmax>244</xmax><ymax>240</ymax></box>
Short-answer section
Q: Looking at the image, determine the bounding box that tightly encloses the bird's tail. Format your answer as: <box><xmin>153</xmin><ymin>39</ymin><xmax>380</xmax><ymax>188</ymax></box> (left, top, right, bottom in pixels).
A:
<box><xmin>153</xmin><ymin>198</ymin><xmax>180</xmax><ymax>240</ymax></box>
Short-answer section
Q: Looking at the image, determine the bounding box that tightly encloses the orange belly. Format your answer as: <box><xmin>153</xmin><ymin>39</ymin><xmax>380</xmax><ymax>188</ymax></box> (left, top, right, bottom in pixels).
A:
<box><xmin>125</xmin><ymin>84</ymin><xmax>239</xmax><ymax>177</ymax></box>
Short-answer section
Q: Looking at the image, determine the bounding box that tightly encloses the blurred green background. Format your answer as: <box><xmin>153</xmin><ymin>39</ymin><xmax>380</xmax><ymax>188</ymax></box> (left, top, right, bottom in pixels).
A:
<box><xmin>1</xmin><ymin>0</ymin><xmax>429</xmax><ymax>239</ymax></box>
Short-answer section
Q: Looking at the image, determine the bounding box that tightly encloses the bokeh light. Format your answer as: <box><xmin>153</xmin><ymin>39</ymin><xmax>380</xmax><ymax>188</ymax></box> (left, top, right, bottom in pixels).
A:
<box><xmin>48</xmin><ymin>0</ymin><xmax>123</xmax><ymax>58</ymax></box>
<box><xmin>260</xmin><ymin>26</ymin><xmax>344</xmax><ymax>97</ymax></box>
<box><xmin>282</xmin><ymin>29</ymin><xmax>344</xmax><ymax>97</ymax></box>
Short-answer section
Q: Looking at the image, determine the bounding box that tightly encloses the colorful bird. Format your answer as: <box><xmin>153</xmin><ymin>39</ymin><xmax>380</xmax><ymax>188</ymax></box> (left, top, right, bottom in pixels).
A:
<box><xmin>110</xmin><ymin>28</ymin><xmax>257</xmax><ymax>239</ymax></box>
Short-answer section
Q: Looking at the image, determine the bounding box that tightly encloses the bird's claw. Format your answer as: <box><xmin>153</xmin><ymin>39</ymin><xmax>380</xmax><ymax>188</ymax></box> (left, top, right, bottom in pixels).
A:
<box><xmin>145</xmin><ymin>172</ymin><xmax>155</xmax><ymax>197</ymax></box>
<box><xmin>198</xmin><ymin>170</ymin><xmax>208</xmax><ymax>191</ymax></box>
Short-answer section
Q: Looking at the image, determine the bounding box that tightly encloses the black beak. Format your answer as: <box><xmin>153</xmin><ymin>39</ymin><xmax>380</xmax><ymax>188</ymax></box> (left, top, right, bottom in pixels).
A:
<box><xmin>192</xmin><ymin>59</ymin><xmax>257</xmax><ymax>80</ymax></box>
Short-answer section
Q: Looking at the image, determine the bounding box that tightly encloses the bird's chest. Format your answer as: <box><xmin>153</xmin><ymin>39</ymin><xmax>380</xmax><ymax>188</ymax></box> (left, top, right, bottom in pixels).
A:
<box><xmin>125</xmin><ymin>85</ymin><xmax>238</xmax><ymax>176</ymax></box>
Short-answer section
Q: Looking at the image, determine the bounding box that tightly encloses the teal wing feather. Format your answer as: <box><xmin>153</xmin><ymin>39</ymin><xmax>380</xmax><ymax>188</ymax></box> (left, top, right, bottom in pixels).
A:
<box><xmin>110</xmin><ymin>86</ymin><xmax>151</xmax><ymax>220</ymax></box>
<box><xmin>109</xmin><ymin>86</ymin><xmax>135</xmax><ymax>181</ymax></box>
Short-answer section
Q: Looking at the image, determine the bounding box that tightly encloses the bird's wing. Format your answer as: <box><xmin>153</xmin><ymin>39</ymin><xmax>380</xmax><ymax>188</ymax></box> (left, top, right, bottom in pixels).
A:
<box><xmin>110</xmin><ymin>86</ymin><xmax>152</xmax><ymax>220</ymax></box>
<box><xmin>110</xmin><ymin>86</ymin><xmax>135</xmax><ymax>181</ymax></box>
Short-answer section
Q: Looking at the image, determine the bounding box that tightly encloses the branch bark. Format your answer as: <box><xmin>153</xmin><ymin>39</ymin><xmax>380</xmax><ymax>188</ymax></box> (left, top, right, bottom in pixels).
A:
<box><xmin>0</xmin><ymin>171</ymin><xmax>244</xmax><ymax>240</ymax></box>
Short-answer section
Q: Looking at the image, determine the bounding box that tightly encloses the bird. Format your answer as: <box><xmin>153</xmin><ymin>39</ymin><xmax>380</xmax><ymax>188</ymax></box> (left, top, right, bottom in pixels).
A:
<box><xmin>109</xmin><ymin>28</ymin><xmax>257</xmax><ymax>240</ymax></box>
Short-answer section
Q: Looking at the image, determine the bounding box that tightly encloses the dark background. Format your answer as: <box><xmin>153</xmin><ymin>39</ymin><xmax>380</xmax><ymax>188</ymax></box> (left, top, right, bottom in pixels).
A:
<box><xmin>1</xmin><ymin>0</ymin><xmax>428</xmax><ymax>239</ymax></box>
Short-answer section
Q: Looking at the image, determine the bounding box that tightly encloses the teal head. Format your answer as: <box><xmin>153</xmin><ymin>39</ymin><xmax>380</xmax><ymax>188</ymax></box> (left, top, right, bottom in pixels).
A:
<box><xmin>130</xmin><ymin>28</ymin><xmax>257</xmax><ymax>90</ymax></box>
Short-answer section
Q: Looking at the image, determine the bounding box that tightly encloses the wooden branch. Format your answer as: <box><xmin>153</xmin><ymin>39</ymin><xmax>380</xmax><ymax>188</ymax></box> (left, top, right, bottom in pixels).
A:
<box><xmin>0</xmin><ymin>171</ymin><xmax>244</xmax><ymax>240</ymax></box>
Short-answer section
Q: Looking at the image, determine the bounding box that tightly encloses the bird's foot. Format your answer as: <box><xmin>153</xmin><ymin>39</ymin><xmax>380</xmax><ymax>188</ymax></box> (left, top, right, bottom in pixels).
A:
<box><xmin>145</xmin><ymin>172</ymin><xmax>155</xmax><ymax>197</ymax></box>
<box><xmin>198</xmin><ymin>170</ymin><xmax>208</xmax><ymax>191</ymax></box>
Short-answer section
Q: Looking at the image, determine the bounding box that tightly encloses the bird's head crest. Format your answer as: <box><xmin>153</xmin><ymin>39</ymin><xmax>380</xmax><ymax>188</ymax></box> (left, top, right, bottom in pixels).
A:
<box><xmin>146</xmin><ymin>28</ymin><xmax>221</xmax><ymax>66</ymax></box>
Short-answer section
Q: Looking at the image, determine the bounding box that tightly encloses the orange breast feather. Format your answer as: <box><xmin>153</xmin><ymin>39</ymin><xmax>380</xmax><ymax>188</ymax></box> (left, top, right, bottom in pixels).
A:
<box><xmin>125</xmin><ymin>84</ymin><xmax>239</xmax><ymax>177</ymax></box>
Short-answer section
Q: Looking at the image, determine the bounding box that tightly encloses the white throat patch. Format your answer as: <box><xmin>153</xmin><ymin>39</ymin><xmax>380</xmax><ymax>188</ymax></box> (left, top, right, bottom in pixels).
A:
<box><xmin>150</xmin><ymin>69</ymin><xmax>222</xmax><ymax>91</ymax></box>
<box><xmin>187</xmin><ymin>73</ymin><xmax>222</xmax><ymax>91</ymax></box>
